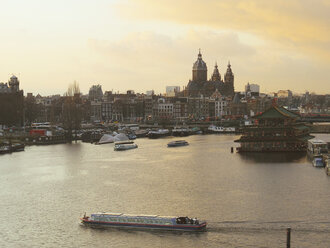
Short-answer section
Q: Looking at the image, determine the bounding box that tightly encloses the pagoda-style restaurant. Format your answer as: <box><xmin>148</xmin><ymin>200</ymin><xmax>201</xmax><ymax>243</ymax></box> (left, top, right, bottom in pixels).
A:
<box><xmin>235</xmin><ymin>106</ymin><xmax>314</xmax><ymax>152</ymax></box>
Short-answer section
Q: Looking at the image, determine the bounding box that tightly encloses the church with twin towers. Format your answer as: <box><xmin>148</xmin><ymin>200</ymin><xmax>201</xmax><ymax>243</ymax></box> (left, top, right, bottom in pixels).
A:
<box><xmin>184</xmin><ymin>49</ymin><xmax>235</xmax><ymax>97</ymax></box>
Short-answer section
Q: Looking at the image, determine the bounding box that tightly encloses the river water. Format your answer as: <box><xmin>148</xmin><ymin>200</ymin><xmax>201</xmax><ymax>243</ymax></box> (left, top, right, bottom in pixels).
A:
<box><xmin>0</xmin><ymin>134</ymin><xmax>329</xmax><ymax>248</ymax></box>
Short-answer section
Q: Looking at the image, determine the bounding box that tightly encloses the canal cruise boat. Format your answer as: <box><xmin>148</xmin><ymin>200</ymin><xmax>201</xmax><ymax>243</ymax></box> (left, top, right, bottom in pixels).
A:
<box><xmin>81</xmin><ymin>212</ymin><xmax>207</xmax><ymax>231</ymax></box>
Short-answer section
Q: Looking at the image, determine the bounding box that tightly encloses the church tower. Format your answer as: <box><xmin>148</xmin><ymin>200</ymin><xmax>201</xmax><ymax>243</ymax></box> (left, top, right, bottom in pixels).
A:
<box><xmin>224</xmin><ymin>62</ymin><xmax>234</xmax><ymax>96</ymax></box>
<box><xmin>211</xmin><ymin>62</ymin><xmax>221</xmax><ymax>81</ymax></box>
<box><xmin>192</xmin><ymin>49</ymin><xmax>207</xmax><ymax>83</ymax></box>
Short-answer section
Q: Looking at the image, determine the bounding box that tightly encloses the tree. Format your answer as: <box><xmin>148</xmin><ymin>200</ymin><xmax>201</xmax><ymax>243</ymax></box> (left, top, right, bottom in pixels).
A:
<box><xmin>62</xmin><ymin>81</ymin><xmax>82</xmax><ymax>141</ymax></box>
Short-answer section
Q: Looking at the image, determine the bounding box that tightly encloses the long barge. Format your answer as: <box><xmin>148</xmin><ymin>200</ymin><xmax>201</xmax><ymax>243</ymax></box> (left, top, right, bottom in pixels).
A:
<box><xmin>81</xmin><ymin>212</ymin><xmax>207</xmax><ymax>231</ymax></box>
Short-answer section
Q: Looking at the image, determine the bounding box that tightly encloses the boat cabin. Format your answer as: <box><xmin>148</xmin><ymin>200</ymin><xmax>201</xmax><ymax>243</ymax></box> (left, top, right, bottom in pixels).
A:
<box><xmin>176</xmin><ymin>217</ymin><xmax>199</xmax><ymax>225</ymax></box>
<box><xmin>308</xmin><ymin>139</ymin><xmax>328</xmax><ymax>156</ymax></box>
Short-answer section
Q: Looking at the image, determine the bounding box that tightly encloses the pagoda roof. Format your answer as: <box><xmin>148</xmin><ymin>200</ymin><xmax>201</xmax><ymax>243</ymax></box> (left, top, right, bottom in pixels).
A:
<box><xmin>254</xmin><ymin>106</ymin><xmax>300</xmax><ymax>119</ymax></box>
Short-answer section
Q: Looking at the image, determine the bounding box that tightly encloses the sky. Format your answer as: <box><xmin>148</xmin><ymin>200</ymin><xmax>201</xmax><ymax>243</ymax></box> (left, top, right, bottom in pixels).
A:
<box><xmin>0</xmin><ymin>0</ymin><xmax>329</xmax><ymax>95</ymax></box>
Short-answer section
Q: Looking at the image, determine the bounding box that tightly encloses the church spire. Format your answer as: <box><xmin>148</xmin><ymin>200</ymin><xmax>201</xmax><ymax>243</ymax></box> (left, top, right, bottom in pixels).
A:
<box><xmin>224</xmin><ymin>60</ymin><xmax>234</xmax><ymax>96</ymax></box>
<box><xmin>211</xmin><ymin>62</ymin><xmax>221</xmax><ymax>81</ymax></box>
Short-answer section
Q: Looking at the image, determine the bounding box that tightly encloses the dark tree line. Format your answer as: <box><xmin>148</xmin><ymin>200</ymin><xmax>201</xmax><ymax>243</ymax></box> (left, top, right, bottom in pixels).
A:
<box><xmin>0</xmin><ymin>91</ymin><xmax>24</xmax><ymax>126</ymax></box>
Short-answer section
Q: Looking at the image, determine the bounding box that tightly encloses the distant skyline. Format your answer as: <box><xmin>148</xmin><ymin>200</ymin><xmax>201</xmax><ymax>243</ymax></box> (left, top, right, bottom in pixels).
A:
<box><xmin>0</xmin><ymin>0</ymin><xmax>329</xmax><ymax>95</ymax></box>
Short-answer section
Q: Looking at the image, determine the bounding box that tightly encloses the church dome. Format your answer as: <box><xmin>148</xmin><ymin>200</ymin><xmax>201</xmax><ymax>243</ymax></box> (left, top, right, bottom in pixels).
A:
<box><xmin>193</xmin><ymin>49</ymin><xmax>207</xmax><ymax>71</ymax></box>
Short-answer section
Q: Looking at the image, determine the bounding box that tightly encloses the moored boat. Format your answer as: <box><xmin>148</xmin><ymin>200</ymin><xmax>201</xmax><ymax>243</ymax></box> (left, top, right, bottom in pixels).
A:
<box><xmin>167</xmin><ymin>140</ymin><xmax>189</xmax><ymax>147</ymax></box>
<box><xmin>114</xmin><ymin>141</ymin><xmax>138</xmax><ymax>151</ymax></box>
<box><xmin>312</xmin><ymin>157</ymin><xmax>324</xmax><ymax>167</ymax></box>
<box><xmin>147</xmin><ymin>129</ymin><xmax>170</xmax><ymax>139</ymax></box>
<box><xmin>307</xmin><ymin>139</ymin><xmax>328</xmax><ymax>158</ymax></box>
<box><xmin>11</xmin><ymin>143</ymin><xmax>25</xmax><ymax>152</ymax></box>
<box><xmin>81</xmin><ymin>212</ymin><xmax>207</xmax><ymax>231</ymax></box>
<box><xmin>171</xmin><ymin>127</ymin><xmax>190</xmax><ymax>137</ymax></box>
<box><xmin>0</xmin><ymin>145</ymin><xmax>11</xmax><ymax>154</ymax></box>
<box><xmin>134</xmin><ymin>129</ymin><xmax>149</xmax><ymax>138</ymax></box>
<box><xmin>208</xmin><ymin>125</ymin><xmax>235</xmax><ymax>133</ymax></box>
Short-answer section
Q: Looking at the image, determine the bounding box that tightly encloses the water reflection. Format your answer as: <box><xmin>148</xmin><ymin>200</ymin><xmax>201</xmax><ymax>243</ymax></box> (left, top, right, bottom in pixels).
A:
<box><xmin>237</xmin><ymin>152</ymin><xmax>307</xmax><ymax>163</ymax></box>
<box><xmin>1</xmin><ymin>134</ymin><xmax>330</xmax><ymax>248</ymax></box>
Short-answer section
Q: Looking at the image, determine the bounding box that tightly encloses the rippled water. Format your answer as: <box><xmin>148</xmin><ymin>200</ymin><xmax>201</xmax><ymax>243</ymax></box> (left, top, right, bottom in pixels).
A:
<box><xmin>0</xmin><ymin>134</ymin><xmax>329</xmax><ymax>248</ymax></box>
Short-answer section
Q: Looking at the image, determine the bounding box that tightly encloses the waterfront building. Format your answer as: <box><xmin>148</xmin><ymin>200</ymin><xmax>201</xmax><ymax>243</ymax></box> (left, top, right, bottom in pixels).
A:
<box><xmin>210</xmin><ymin>89</ymin><xmax>229</xmax><ymax>118</ymax></box>
<box><xmin>172</xmin><ymin>98</ymin><xmax>188</xmax><ymax>121</ymax></box>
<box><xmin>101</xmin><ymin>101</ymin><xmax>112</xmax><ymax>122</ymax></box>
<box><xmin>0</xmin><ymin>75</ymin><xmax>24</xmax><ymax>126</ymax></box>
<box><xmin>146</xmin><ymin>90</ymin><xmax>154</xmax><ymax>96</ymax></box>
<box><xmin>153</xmin><ymin>98</ymin><xmax>173</xmax><ymax>120</ymax></box>
<box><xmin>187</xmin><ymin>96</ymin><xmax>210</xmax><ymax>120</ymax></box>
<box><xmin>235</xmin><ymin>105</ymin><xmax>313</xmax><ymax>152</ymax></box>
<box><xmin>245</xmin><ymin>83</ymin><xmax>260</xmax><ymax>97</ymax></box>
<box><xmin>88</xmin><ymin>84</ymin><xmax>103</xmax><ymax>101</ymax></box>
<box><xmin>166</xmin><ymin>86</ymin><xmax>180</xmax><ymax>97</ymax></box>
<box><xmin>90</xmin><ymin>100</ymin><xmax>102</xmax><ymax>122</ymax></box>
<box><xmin>144</xmin><ymin>95</ymin><xmax>154</xmax><ymax>120</ymax></box>
<box><xmin>229</xmin><ymin>93</ymin><xmax>248</xmax><ymax>118</ymax></box>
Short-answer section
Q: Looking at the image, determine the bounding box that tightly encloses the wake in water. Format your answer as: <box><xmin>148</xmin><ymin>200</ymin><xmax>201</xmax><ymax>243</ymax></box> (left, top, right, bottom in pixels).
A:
<box><xmin>207</xmin><ymin>220</ymin><xmax>330</xmax><ymax>234</ymax></box>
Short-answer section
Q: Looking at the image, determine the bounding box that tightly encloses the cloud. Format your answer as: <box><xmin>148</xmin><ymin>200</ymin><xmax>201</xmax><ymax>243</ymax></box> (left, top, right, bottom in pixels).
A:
<box><xmin>114</xmin><ymin>0</ymin><xmax>330</xmax><ymax>62</ymax></box>
<box><xmin>87</xmin><ymin>30</ymin><xmax>259</xmax><ymax>92</ymax></box>
<box><xmin>88</xmin><ymin>30</ymin><xmax>330</xmax><ymax>94</ymax></box>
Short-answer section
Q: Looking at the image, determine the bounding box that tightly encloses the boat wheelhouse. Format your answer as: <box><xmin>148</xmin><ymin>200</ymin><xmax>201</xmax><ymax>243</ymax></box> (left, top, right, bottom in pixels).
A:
<box><xmin>81</xmin><ymin>212</ymin><xmax>207</xmax><ymax>231</ymax></box>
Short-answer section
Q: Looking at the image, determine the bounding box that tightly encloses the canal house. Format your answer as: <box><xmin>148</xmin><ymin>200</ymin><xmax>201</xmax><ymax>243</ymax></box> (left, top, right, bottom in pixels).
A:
<box><xmin>235</xmin><ymin>106</ymin><xmax>313</xmax><ymax>152</ymax></box>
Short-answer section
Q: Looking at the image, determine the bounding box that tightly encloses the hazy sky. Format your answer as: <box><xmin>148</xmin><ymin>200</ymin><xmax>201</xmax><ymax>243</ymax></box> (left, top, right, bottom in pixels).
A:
<box><xmin>1</xmin><ymin>0</ymin><xmax>329</xmax><ymax>95</ymax></box>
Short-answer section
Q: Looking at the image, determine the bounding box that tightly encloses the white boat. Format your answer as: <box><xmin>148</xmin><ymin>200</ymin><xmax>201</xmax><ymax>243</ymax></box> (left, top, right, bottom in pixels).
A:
<box><xmin>114</xmin><ymin>141</ymin><xmax>138</xmax><ymax>151</ymax></box>
<box><xmin>81</xmin><ymin>212</ymin><xmax>207</xmax><ymax>231</ymax></box>
<box><xmin>208</xmin><ymin>125</ymin><xmax>235</xmax><ymax>133</ymax></box>
<box><xmin>147</xmin><ymin>129</ymin><xmax>170</xmax><ymax>139</ymax></box>
<box><xmin>98</xmin><ymin>133</ymin><xmax>129</xmax><ymax>145</ymax></box>
<box><xmin>98</xmin><ymin>134</ymin><xmax>115</xmax><ymax>144</ymax></box>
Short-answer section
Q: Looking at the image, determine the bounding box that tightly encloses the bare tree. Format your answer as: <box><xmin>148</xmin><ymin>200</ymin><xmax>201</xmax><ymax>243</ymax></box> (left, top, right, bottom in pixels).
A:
<box><xmin>62</xmin><ymin>81</ymin><xmax>82</xmax><ymax>142</ymax></box>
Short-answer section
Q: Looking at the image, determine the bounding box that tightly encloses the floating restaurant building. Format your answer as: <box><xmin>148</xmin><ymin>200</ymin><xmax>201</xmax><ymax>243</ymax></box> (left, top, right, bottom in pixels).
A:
<box><xmin>235</xmin><ymin>106</ymin><xmax>313</xmax><ymax>152</ymax></box>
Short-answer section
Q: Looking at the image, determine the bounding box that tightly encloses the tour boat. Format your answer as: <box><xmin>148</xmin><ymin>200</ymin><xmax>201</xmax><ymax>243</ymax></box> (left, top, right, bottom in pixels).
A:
<box><xmin>167</xmin><ymin>140</ymin><xmax>189</xmax><ymax>147</ymax></box>
<box><xmin>114</xmin><ymin>141</ymin><xmax>138</xmax><ymax>151</ymax></box>
<box><xmin>81</xmin><ymin>212</ymin><xmax>207</xmax><ymax>231</ymax></box>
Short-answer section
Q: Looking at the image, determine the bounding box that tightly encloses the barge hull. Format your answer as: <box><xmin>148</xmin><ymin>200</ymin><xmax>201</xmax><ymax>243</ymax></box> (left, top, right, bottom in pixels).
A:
<box><xmin>82</xmin><ymin>220</ymin><xmax>206</xmax><ymax>231</ymax></box>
